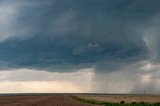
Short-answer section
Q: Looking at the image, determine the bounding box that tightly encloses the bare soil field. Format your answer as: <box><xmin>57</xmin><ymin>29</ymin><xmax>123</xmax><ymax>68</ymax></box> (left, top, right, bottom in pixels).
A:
<box><xmin>77</xmin><ymin>94</ymin><xmax>160</xmax><ymax>103</ymax></box>
<box><xmin>0</xmin><ymin>95</ymin><xmax>95</xmax><ymax>106</ymax></box>
<box><xmin>0</xmin><ymin>94</ymin><xmax>160</xmax><ymax>106</ymax></box>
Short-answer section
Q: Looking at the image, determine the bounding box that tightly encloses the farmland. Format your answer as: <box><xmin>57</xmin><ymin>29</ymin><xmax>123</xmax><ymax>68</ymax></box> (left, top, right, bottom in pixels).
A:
<box><xmin>0</xmin><ymin>94</ymin><xmax>160</xmax><ymax>106</ymax></box>
<box><xmin>0</xmin><ymin>94</ymin><xmax>94</xmax><ymax>106</ymax></box>
<box><xmin>76</xmin><ymin>94</ymin><xmax>160</xmax><ymax>103</ymax></box>
<box><xmin>73</xmin><ymin>94</ymin><xmax>160</xmax><ymax>106</ymax></box>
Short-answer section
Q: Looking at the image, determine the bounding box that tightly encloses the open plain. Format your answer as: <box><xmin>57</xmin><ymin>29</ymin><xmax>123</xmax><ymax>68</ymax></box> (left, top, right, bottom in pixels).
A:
<box><xmin>0</xmin><ymin>94</ymin><xmax>160</xmax><ymax>106</ymax></box>
<box><xmin>0</xmin><ymin>94</ymin><xmax>94</xmax><ymax>106</ymax></box>
<box><xmin>77</xmin><ymin>94</ymin><xmax>160</xmax><ymax>103</ymax></box>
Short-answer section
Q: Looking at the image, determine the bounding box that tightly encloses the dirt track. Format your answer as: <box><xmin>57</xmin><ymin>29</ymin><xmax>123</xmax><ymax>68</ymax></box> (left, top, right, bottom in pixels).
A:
<box><xmin>0</xmin><ymin>95</ymin><xmax>95</xmax><ymax>106</ymax></box>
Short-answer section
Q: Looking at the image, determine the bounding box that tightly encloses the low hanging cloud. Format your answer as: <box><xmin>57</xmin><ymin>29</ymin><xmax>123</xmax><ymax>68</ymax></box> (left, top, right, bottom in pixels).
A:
<box><xmin>0</xmin><ymin>0</ymin><xmax>154</xmax><ymax>71</ymax></box>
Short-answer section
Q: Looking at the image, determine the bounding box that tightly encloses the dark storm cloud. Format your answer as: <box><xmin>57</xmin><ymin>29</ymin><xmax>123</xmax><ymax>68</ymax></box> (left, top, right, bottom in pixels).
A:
<box><xmin>0</xmin><ymin>0</ymin><xmax>160</xmax><ymax>72</ymax></box>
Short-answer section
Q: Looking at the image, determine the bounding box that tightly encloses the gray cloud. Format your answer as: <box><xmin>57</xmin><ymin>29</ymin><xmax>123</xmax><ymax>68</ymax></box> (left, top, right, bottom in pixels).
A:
<box><xmin>0</xmin><ymin>0</ymin><xmax>155</xmax><ymax>73</ymax></box>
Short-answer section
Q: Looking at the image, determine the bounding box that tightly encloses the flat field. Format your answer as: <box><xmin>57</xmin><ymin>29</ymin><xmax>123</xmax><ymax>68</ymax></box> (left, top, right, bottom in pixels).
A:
<box><xmin>0</xmin><ymin>94</ymin><xmax>94</xmax><ymax>106</ymax></box>
<box><xmin>0</xmin><ymin>94</ymin><xmax>160</xmax><ymax>106</ymax></box>
<box><xmin>77</xmin><ymin>94</ymin><xmax>160</xmax><ymax>103</ymax></box>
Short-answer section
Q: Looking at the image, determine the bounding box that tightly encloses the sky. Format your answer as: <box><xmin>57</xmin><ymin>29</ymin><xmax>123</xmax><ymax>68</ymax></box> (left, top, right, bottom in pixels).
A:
<box><xmin>0</xmin><ymin>0</ymin><xmax>160</xmax><ymax>93</ymax></box>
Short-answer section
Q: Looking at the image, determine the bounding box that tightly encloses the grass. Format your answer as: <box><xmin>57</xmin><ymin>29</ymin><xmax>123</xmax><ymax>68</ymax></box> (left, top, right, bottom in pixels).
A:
<box><xmin>71</xmin><ymin>96</ymin><xmax>160</xmax><ymax>106</ymax></box>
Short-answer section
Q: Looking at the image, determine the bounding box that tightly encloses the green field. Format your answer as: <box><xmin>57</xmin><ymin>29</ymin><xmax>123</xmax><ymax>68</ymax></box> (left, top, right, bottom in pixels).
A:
<box><xmin>72</xmin><ymin>96</ymin><xmax>160</xmax><ymax>106</ymax></box>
